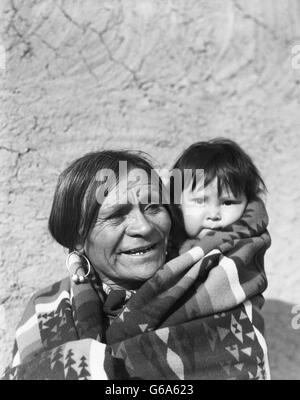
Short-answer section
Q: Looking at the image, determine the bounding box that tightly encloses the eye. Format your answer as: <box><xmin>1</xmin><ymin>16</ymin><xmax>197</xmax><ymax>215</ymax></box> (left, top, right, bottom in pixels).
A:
<box><xmin>222</xmin><ymin>200</ymin><xmax>240</xmax><ymax>206</ymax></box>
<box><xmin>100</xmin><ymin>214</ymin><xmax>124</xmax><ymax>227</ymax></box>
<box><xmin>192</xmin><ymin>198</ymin><xmax>204</xmax><ymax>205</ymax></box>
<box><xmin>144</xmin><ymin>203</ymin><xmax>162</xmax><ymax>213</ymax></box>
<box><xmin>98</xmin><ymin>207</ymin><xmax>128</xmax><ymax>224</ymax></box>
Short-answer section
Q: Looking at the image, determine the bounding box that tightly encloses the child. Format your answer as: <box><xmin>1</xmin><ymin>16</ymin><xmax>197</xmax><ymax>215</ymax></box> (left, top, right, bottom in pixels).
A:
<box><xmin>169</xmin><ymin>138</ymin><xmax>267</xmax><ymax>254</ymax></box>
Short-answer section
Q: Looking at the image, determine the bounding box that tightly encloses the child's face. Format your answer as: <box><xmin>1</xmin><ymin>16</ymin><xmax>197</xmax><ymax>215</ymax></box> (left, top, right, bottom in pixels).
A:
<box><xmin>180</xmin><ymin>177</ymin><xmax>247</xmax><ymax>238</ymax></box>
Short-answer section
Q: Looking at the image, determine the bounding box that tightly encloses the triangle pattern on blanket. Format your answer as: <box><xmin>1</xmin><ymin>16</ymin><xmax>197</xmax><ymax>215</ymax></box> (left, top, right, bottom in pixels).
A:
<box><xmin>239</xmin><ymin>311</ymin><xmax>247</xmax><ymax>320</ymax></box>
<box><xmin>241</xmin><ymin>347</ymin><xmax>252</xmax><ymax>357</ymax></box>
<box><xmin>248</xmin><ymin>356</ymin><xmax>266</xmax><ymax>380</ymax></box>
<box><xmin>246</xmin><ymin>332</ymin><xmax>255</xmax><ymax>341</ymax></box>
<box><xmin>230</xmin><ymin>315</ymin><xmax>243</xmax><ymax>343</ymax></box>
<box><xmin>156</xmin><ymin>327</ymin><xmax>169</xmax><ymax>344</ymax></box>
<box><xmin>118</xmin><ymin>306</ymin><xmax>130</xmax><ymax>321</ymax></box>
<box><xmin>234</xmin><ymin>363</ymin><xmax>244</xmax><ymax>371</ymax></box>
<box><xmin>225</xmin><ymin>345</ymin><xmax>239</xmax><ymax>362</ymax></box>
<box><xmin>50</xmin><ymin>346</ymin><xmax>64</xmax><ymax>371</ymax></box>
<box><xmin>217</xmin><ymin>327</ymin><xmax>230</xmax><ymax>341</ymax></box>
<box><xmin>139</xmin><ymin>324</ymin><xmax>148</xmax><ymax>332</ymax></box>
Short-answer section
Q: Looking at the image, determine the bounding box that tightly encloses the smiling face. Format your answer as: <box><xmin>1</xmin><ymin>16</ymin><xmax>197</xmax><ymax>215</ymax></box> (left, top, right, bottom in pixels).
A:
<box><xmin>84</xmin><ymin>169</ymin><xmax>172</xmax><ymax>290</ymax></box>
<box><xmin>181</xmin><ymin>177</ymin><xmax>247</xmax><ymax>238</ymax></box>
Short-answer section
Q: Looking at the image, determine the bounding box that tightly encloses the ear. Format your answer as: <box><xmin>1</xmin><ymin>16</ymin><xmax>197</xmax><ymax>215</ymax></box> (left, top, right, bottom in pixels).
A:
<box><xmin>74</xmin><ymin>244</ymin><xmax>84</xmax><ymax>253</ymax></box>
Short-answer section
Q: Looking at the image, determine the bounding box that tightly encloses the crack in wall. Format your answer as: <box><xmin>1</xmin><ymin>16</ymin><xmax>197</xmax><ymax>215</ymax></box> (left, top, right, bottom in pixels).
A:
<box><xmin>232</xmin><ymin>0</ymin><xmax>290</xmax><ymax>45</ymax></box>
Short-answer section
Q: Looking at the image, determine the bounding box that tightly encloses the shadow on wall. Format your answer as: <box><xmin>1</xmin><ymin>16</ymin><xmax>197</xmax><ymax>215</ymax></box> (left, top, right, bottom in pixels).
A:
<box><xmin>262</xmin><ymin>299</ymin><xmax>300</xmax><ymax>380</ymax></box>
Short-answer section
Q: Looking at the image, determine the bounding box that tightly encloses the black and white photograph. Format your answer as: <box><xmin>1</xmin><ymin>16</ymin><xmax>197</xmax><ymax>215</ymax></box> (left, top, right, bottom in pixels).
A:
<box><xmin>0</xmin><ymin>0</ymin><xmax>299</xmax><ymax>381</ymax></box>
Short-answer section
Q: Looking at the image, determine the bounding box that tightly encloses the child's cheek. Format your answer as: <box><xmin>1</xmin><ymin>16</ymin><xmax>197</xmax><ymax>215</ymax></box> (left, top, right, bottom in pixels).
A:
<box><xmin>181</xmin><ymin>204</ymin><xmax>205</xmax><ymax>237</ymax></box>
<box><xmin>184</xmin><ymin>216</ymin><xmax>203</xmax><ymax>238</ymax></box>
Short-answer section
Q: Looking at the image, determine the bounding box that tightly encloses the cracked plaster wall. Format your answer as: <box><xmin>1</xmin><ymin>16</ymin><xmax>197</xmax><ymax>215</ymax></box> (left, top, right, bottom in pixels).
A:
<box><xmin>0</xmin><ymin>0</ymin><xmax>300</xmax><ymax>378</ymax></box>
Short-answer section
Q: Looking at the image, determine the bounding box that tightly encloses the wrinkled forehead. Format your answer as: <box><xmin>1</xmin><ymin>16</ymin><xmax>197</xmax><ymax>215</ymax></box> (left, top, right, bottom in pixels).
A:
<box><xmin>98</xmin><ymin>168</ymin><xmax>161</xmax><ymax>209</ymax></box>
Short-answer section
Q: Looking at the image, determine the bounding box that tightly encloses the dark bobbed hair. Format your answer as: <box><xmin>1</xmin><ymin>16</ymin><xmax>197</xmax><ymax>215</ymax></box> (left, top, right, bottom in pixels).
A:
<box><xmin>48</xmin><ymin>150</ymin><xmax>174</xmax><ymax>251</ymax></box>
<box><xmin>171</xmin><ymin>138</ymin><xmax>267</xmax><ymax>201</ymax></box>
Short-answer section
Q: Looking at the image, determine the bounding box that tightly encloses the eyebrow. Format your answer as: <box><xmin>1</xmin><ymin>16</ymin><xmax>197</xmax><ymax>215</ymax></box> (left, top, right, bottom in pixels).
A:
<box><xmin>99</xmin><ymin>194</ymin><xmax>161</xmax><ymax>217</ymax></box>
<box><xmin>190</xmin><ymin>193</ymin><xmax>241</xmax><ymax>201</ymax></box>
<box><xmin>190</xmin><ymin>193</ymin><xmax>206</xmax><ymax>200</ymax></box>
<box><xmin>131</xmin><ymin>187</ymin><xmax>161</xmax><ymax>204</ymax></box>
<box><xmin>99</xmin><ymin>203</ymin><xmax>132</xmax><ymax>217</ymax></box>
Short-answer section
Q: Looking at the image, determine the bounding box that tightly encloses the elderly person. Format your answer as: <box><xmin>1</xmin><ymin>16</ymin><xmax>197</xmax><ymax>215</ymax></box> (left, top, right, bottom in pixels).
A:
<box><xmin>3</xmin><ymin>150</ymin><xmax>271</xmax><ymax>380</ymax></box>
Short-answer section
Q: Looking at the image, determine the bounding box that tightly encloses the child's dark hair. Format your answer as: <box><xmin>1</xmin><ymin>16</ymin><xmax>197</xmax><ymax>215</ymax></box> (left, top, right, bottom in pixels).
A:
<box><xmin>172</xmin><ymin>138</ymin><xmax>267</xmax><ymax>201</ymax></box>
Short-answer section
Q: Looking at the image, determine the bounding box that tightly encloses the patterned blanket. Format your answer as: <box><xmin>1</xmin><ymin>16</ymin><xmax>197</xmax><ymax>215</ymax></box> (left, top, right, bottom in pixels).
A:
<box><xmin>3</xmin><ymin>199</ymin><xmax>271</xmax><ymax>380</ymax></box>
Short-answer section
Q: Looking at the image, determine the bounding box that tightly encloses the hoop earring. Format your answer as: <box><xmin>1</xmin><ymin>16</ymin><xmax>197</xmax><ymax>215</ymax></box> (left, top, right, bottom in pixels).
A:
<box><xmin>66</xmin><ymin>251</ymin><xmax>91</xmax><ymax>284</ymax></box>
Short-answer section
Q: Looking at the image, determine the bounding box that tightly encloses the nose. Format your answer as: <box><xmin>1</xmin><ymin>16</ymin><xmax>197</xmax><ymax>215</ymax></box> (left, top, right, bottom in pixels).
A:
<box><xmin>125</xmin><ymin>209</ymin><xmax>154</xmax><ymax>237</ymax></box>
<box><xmin>207</xmin><ymin>205</ymin><xmax>221</xmax><ymax>221</ymax></box>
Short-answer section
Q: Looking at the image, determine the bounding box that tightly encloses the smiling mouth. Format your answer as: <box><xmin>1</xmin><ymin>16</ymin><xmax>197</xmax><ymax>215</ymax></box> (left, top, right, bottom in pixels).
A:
<box><xmin>121</xmin><ymin>242</ymin><xmax>159</xmax><ymax>256</ymax></box>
